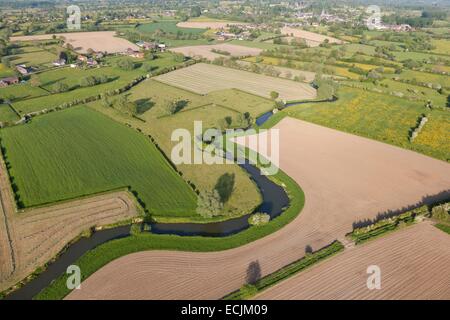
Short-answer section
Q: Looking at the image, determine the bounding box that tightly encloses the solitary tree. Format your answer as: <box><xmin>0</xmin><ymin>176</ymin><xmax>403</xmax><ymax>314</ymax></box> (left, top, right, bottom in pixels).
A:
<box><xmin>196</xmin><ymin>190</ymin><xmax>223</xmax><ymax>218</ymax></box>
<box><xmin>270</xmin><ymin>91</ymin><xmax>279</xmax><ymax>100</ymax></box>
<box><xmin>52</xmin><ymin>82</ymin><xmax>69</xmax><ymax>93</ymax></box>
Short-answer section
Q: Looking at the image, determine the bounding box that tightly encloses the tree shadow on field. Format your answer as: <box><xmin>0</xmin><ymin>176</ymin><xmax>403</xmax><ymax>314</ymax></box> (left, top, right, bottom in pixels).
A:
<box><xmin>134</xmin><ymin>98</ymin><xmax>155</xmax><ymax>115</ymax></box>
<box><xmin>305</xmin><ymin>245</ymin><xmax>313</xmax><ymax>254</ymax></box>
<box><xmin>246</xmin><ymin>260</ymin><xmax>261</xmax><ymax>285</ymax></box>
<box><xmin>214</xmin><ymin>173</ymin><xmax>235</xmax><ymax>203</ymax></box>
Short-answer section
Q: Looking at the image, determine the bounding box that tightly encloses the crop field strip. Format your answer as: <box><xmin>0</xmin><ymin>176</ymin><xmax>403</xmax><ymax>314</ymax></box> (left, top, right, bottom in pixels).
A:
<box><xmin>0</xmin><ymin>106</ymin><xmax>198</xmax><ymax>216</ymax></box>
<box><xmin>255</xmin><ymin>222</ymin><xmax>450</xmax><ymax>300</ymax></box>
<box><xmin>154</xmin><ymin>63</ymin><xmax>317</xmax><ymax>101</ymax></box>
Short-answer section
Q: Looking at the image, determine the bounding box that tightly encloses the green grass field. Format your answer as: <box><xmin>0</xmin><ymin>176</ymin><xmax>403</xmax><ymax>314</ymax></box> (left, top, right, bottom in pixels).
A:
<box><xmin>0</xmin><ymin>104</ymin><xmax>19</xmax><ymax>123</ymax></box>
<box><xmin>9</xmin><ymin>49</ymin><xmax>57</xmax><ymax>67</ymax></box>
<box><xmin>395</xmin><ymin>69</ymin><xmax>450</xmax><ymax>88</ymax></box>
<box><xmin>0</xmin><ymin>83</ymin><xmax>48</xmax><ymax>102</ymax></box>
<box><xmin>0</xmin><ymin>63</ymin><xmax>15</xmax><ymax>78</ymax></box>
<box><xmin>430</xmin><ymin>39</ymin><xmax>450</xmax><ymax>55</ymax></box>
<box><xmin>11</xmin><ymin>53</ymin><xmax>180</xmax><ymax>115</ymax></box>
<box><xmin>138</xmin><ymin>21</ymin><xmax>206</xmax><ymax>34</ymax></box>
<box><xmin>0</xmin><ymin>106</ymin><xmax>197</xmax><ymax>216</ymax></box>
<box><xmin>342</xmin><ymin>43</ymin><xmax>376</xmax><ymax>55</ymax></box>
<box><xmin>228</xmin><ymin>39</ymin><xmax>286</xmax><ymax>50</ymax></box>
<box><xmin>392</xmin><ymin>51</ymin><xmax>450</xmax><ymax>64</ymax></box>
<box><xmin>284</xmin><ymin>86</ymin><xmax>450</xmax><ymax>161</ymax></box>
<box><xmin>340</xmin><ymin>79</ymin><xmax>447</xmax><ymax>107</ymax></box>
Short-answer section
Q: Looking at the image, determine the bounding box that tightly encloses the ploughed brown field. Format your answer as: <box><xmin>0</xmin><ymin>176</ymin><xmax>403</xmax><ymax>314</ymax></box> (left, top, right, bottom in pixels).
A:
<box><xmin>154</xmin><ymin>63</ymin><xmax>317</xmax><ymax>101</ymax></box>
<box><xmin>66</xmin><ymin>117</ymin><xmax>450</xmax><ymax>300</ymax></box>
<box><xmin>10</xmin><ymin>31</ymin><xmax>138</xmax><ymax>54</ymax></box>
<box><xmin>0</xmin><ymin>152</ymin><xmax>138</xmax><ymax>292</ymax></box>
<box><xmin>281</xmin><ymin>27</ymin><xmax>344</xmax><ymax>46</ymax></box>
<box><xmin>255</xmin><ymin>222</ymin><xmax>450</xmax><ymax>300</ymax></box>
<box><xmin>170</xmin><ymin>43</ymin><xmax>262</xmax><ymax>60</ymax></box>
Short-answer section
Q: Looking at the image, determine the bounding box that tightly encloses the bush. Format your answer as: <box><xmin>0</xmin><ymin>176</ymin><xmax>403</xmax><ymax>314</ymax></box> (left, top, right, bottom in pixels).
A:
<box><xmin>114</xmin><ymin>58</ymin><xmax>136</xmax><ymax>70</ymax></box>
<box><xmin>130</xmin><ymin>223</ymin><xmax>141</xmax><ymax>236</ymax></box>
<box><xmin>248</xmin><ymin>213</ymin><xmax>270</xmax><ymax>226</ymax></box>
<box><xmin>196</xmin><ymin>190</ymin><xmax>223</xmax><ymax>218</ymax></box>
<box><xmin>51</xmin><ymin>82</ymin><xmax>69</xmax><ymax>93</ymax></box>
<box><xmin>431</xmin><ymin>203</ymin><xmax>450</xmax><ymax>222</ymax></box>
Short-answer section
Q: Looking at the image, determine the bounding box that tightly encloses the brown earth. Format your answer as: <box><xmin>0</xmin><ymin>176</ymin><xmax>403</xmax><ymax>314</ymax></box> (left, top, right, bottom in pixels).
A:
<box><xmin>170</xmin><ymin>43</ymin><xmax>262</xmax><ymax>60</ymax></box>
<box><xmin>10</xmin><ymin>32</ymin><xmax>138</xmax><ymax>54</ymax></box>
<box><xmin>255</xmin><ymin>222</ymin><xmax>450</xmax><ymax>300</ymax></box>
<box><xmin>66</xmin><ymin>117</ymin><xmax>450</xmax><ymax>300</ymax></box>
<box><xmin>281</xmin><ymin>27</ymin><xmax>344</xmax><ymax>46</ymax></box>
<box><xmin>0</xmin><ymin>151</ymin><xmax>138</xmax><ymax>293</ymax></box>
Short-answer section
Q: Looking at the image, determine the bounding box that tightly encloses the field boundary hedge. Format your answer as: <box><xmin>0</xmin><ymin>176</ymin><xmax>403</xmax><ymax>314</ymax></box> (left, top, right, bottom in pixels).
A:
<box><xmin>7</xmin><ymin>59</ymin><xmax>198</xmax><ymax>127</ymax></box>
<box><xmin>348</xmin><ymin>202</ymin><xmax>449</xmax><ymax>244</ymax></box>
<box><xmin>222</xmin><ymin>240</ymin><xmax>344</xmax><ymax>300</ymax></box>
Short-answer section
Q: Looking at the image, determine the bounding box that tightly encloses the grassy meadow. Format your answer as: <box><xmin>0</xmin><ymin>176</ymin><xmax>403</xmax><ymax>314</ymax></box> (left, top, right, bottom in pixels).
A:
<box><xmin>86</xmin><ymin>79</ymin><xmax>272</xmax><ymax>220</ymax></box>
<box><xmin>0</xmin><ymin>106</ymin><xmax>198</xmax><ymax>217</ymax></box>
<box><xmin>10</xmin><ymin>53</ymin><xmax>180</xmax><ymax>116</ymax></box>
<box><xmin>0</xmin><ymin>104</ymin><xmax>19</xmax><ymax>123</ymax></box>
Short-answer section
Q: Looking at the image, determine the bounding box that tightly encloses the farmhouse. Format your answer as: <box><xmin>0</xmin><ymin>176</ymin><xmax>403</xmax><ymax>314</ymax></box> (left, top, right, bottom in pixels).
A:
<box><xmin>77</xmin><ymin>55</ymin><xmax>88</xmax><ymax>62</ymax></box>
<box><xmin>158</xmin><ymin>44</ymin><xmax>166</xmax><ymax>52</ymax></box>
<box><xmin>0</xmin><ymin>76</ymin><xmax>19</xmax><ymax>87</ymax></box>
<box><xmin>87</xmin><ymin>58</ymin><xmax>98</xmax><ymax>67</ymax></box>
<box><xmin>52</xmin><ymin>59</ymin><xmax>66</xmax><ymax>67</ymax></box>
<box><xmin>16</xmin><ymin>64</ymin><xmax>34</xmax><ymax>75</ymax></box>
<box><xmin>125</xmin><ymin>48</ymin><xmax>145</xmax><ymax>58</ymax></box>
<box><xmin>136</xmin><ymin>41</ymin><xmax>157</xmax><ymax>51</ymax></box>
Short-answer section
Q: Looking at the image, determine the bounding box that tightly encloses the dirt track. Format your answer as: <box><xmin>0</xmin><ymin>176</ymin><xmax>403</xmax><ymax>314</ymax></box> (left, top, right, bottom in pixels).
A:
<box><xmin>0</xmin><ymin>149</ymin><xmax>138</xmax><ymax>293</ymax></box>
<box><xmin>255</xmin><ymin>222</ymin><xmax>450</xmax><ymax>299</ymax></box>
<box><xmin>67</xmin><ymin>117</ymin><xmax>450</xmax><ymax>300</ymax></box>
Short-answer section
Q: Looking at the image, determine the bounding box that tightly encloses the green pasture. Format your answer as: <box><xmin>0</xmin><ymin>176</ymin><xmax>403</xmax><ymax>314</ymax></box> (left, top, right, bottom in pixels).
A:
<box><xmin>0</xmin><ymin>106</ymin><xmax>198</xmax><ymax>216</ymax></box>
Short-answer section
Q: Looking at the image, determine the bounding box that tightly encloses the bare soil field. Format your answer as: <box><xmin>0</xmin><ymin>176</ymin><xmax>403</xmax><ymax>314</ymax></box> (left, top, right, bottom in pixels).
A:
<box><xmin>0</xmin><ymin>151</ymin><xmax>138</xmax><ymax>293</ymax></box>
<box><xmin>281</xmin><ymin>27</ymin><xmax>344</xmax><ymax>46</ymax></box>
<box><xmin>255</xmin><ymin>222</ymin><xmax>450</xmax><ymax>300</ymax></box>
<box><xmin>66</xmin><ymin>117</ymin><xmax>450</xmax><ymax>300</ymax></box>
<box><xmin>237</xmin><ymin>61</ymin><xmax>316</xmax><ymax>82</ymax></box>
<box><xmin>266</xmin><ymin>36</ymin><xmax>323</xmax><ymax>47</ymax></box>
<box><xmin>154</xmin><ymin>63</ymin><xmax>317</xmax><ymax>101</ymax></box>
<box><xmin>10</xmin><ymin>32</ymin><xmax>138</xmax><ymax>54</ymax></box>
<box><xmin>170</xmin><ymin>43</ymin><xmax>262</xmax><ymax>60</ymax></box>
<box><xmin>177</xmin><ymin>21</ymin><xmax>247</xmax><ymax>29</ymax></box>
